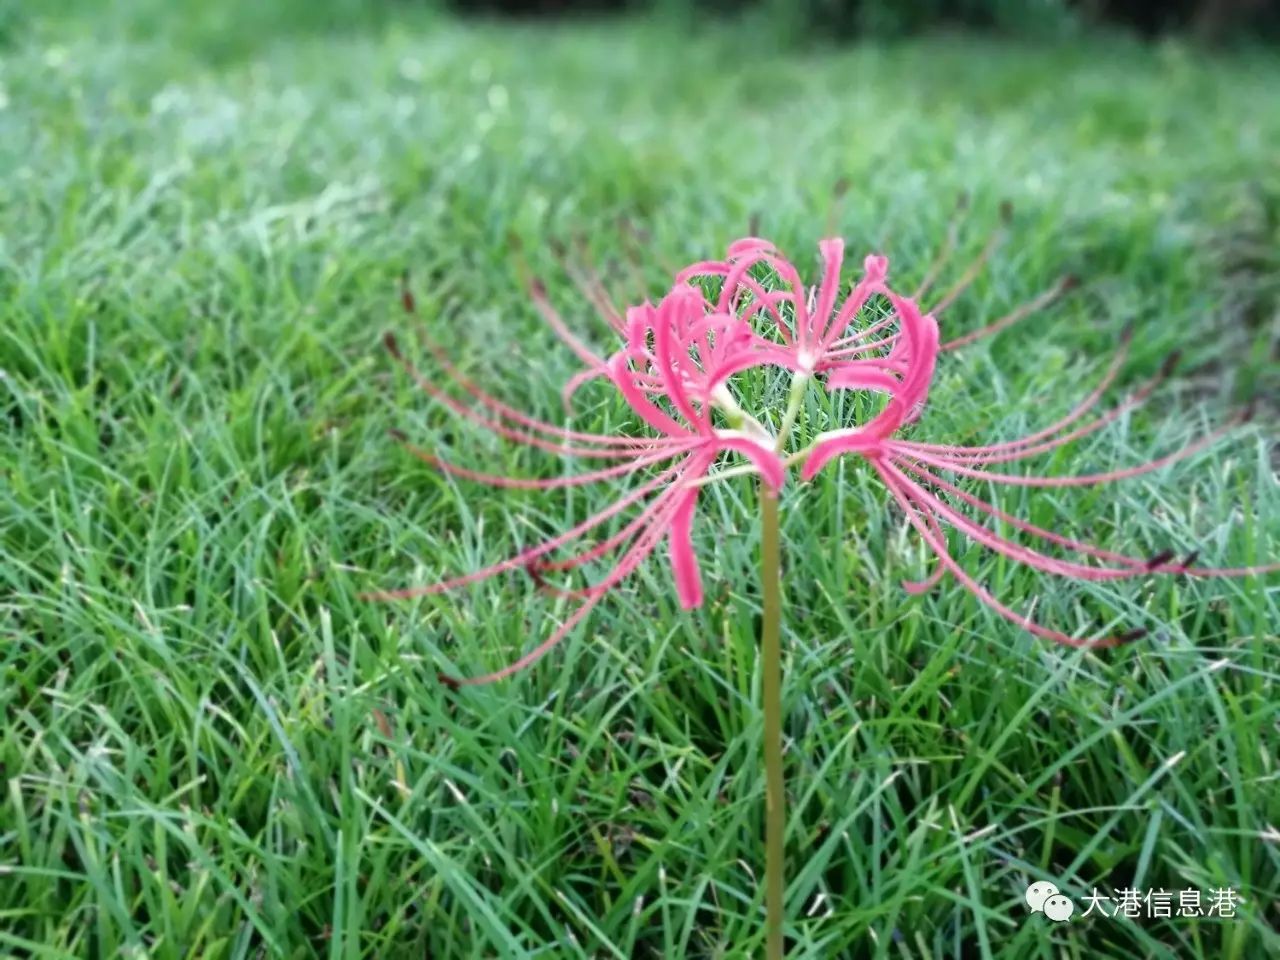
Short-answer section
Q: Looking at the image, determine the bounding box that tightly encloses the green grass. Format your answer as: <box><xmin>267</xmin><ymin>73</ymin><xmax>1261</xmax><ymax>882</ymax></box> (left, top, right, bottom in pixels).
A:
<box><xmin>2</xmin><ymin>3</ymin><xmax>1279</xmax><ymax>957</ymax></box>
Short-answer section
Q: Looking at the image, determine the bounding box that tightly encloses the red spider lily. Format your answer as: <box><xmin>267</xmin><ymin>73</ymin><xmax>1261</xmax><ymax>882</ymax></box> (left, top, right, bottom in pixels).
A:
<box><xmin>366</xmin><ymin>279</ymin><xmax>784</xmax><ymax>686</ymax></box>
<box><xmin>369</xmin><ymin>219</ymin><xmax>1274</xmax><ymax>683</ymax></box>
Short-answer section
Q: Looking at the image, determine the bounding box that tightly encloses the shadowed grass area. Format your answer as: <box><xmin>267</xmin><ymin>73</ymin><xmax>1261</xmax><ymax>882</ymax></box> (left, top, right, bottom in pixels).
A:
<box><xmin>1</xmin><ymin>3</ymin><xmax>1278</xmax><ymax>958</ymax></box>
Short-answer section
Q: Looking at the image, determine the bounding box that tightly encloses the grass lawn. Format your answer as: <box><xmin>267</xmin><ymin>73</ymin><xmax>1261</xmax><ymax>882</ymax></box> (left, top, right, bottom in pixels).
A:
<box><xmin>2</xmin><ymin>3</ymin><xmax>1278</xmax><ymax>957</ymax></box>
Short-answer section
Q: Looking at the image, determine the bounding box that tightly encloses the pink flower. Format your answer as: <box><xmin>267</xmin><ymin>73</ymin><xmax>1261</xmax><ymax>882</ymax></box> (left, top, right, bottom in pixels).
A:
<box><xmin>368</xmin><ymin>219</ymin><xmax>1275</xmax><ymax>682</ymax></box>
<box><xmin>365</xmin><ymin>276</ymin><xmax>783</xmax><ymax>686</ymax></box>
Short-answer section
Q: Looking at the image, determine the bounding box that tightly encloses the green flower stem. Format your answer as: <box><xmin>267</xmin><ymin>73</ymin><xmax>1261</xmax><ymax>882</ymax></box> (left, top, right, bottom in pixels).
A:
<box><xmin>711</xmin><ymin>384</ymin><xmax>770</xmax><ymax>443</ymax></box>
<box><xmin>774</xmin><ymin>372</ymin><xmax>809</xmax><ymax>453</ymax></box>
<box><xmin>759</xmin><ymin>485</ymin><xmax>785</xmax><ymax>959</ymax></box>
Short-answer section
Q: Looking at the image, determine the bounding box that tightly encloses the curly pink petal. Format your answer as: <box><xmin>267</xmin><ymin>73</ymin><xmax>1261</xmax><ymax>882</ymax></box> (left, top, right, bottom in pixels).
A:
<box><xmin>668</xmin><ymin>491</ymin><xmax>704</xmax><ymax>610</ymax></box>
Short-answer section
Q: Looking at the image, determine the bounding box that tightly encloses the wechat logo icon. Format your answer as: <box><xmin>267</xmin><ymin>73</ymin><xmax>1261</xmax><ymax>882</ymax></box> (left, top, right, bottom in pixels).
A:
<box><xmin>1026</xmin><ymin>881</ymin><xmax>1075</xmax><ymax>922</ymax></box>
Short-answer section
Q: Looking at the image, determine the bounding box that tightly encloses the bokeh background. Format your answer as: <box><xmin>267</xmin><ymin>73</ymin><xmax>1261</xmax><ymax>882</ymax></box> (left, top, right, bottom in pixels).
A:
<box><xmin>2</xmin><ymin>1</ymin><xmax>1278</xmax><ymax>958</ymax></box>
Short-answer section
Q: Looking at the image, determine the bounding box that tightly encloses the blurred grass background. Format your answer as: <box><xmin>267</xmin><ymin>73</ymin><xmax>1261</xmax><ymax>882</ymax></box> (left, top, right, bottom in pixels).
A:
<box><xmin>16</xmin><ymin>0</ymin><xmax>1280</xmax><ymax>56</ymax></box>
<box><xmin>1</xmin><ymin>0</ymin><xmax>1278</xmax><ymax>957</ymax></box>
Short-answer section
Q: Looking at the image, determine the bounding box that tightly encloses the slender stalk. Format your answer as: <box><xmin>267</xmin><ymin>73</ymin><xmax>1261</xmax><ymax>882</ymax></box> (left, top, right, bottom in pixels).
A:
<box><xmin>711</xmin><ymin>384</ymin><xmax>771</xmax><ymax>445</ymax></box>
<box><xmin>759</xmin><ymin>486</ymin><xmax>785</xmax><ymax>959</ymax></box>
<box><xmin>774</xmin><ymin>371</ymin><xmax>809</xmax><ymax>453</ymax></box>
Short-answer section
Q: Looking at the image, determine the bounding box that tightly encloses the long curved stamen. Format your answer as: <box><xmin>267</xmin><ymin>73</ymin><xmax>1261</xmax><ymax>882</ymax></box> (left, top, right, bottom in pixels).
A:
<box><xmin>826</xmin><ymin>310</ymin><xmax>899</xmax><ymax>350</ymax></box>
<box><xmin>445</xmin><ymin>593</ymin><xmax>606</xmax><ymax>686</ymax></box>
<box><xmin>679</xmin><ymin>255</ymin><xmax>797</xmax><ymax>342</ymax></box>
<box><xmin>899</xmin><ymin>352</ymin><xmax>1171</xmax><ymax>466</ymax></box>
<box><xmin>887</xmin><ymin>464</ymin><xmax>1173</xmax><ymax>582</ymax></box>
<box><xmin>894</xmin><ymin>458</ymin><xmax>1279</xmax><ymax>578</ymax></box>
<box><xmin>822</xmin><ymin>336</ymin><xmax>899</xmax><ymax>362</ymax></box>
<box><xmin>531</xmin><ymin>472</ymin><xmax>702</xmax><ymax>597</ymax></box>
<box><xmin>392</xmin><ymin>431</ymin><xmax>700</xmax><ymax>490</ymax></box>
<box><xmin>549</xmin><ymin>237</ymin><xmax>626</xmax><ymax>334</ymax></box>
<box><xmin>912</xmin><ymin>192</ymin><xmax>969</xmax><ymax>301</ymax></box>
<box><xmin>758</xmin><ymin>252</ymin><xmax>811</xmax><ymax>350</ymax></box>
<box><xmin>887</xmin><ymin>413</ymin><xmax>1247</xmax><ymax>488</ymax></box>
<box><xmin>940</xmin><ymin>275</ymin><xmax>1078</xmax><ymax>351</ymax></box>
<box><xmin>820</xmin><ymin>258</ymin><xmax>888</xmax><ymax>349</ymax></box>
<box><xmin>530</xmin><ymin>277</ymin><xmax>609</xmax><ymax>369</ymax></box>
<box><xmin>444</xmin><ymin>483</ymin><xmax>689</xmax><ymax>686</ymax></box>
<box><xmin>385</xmin><ymin>335</ymin><xmax>691</xmax><ymax>459</ymax></box>
<box><xmin>573</xmin><ymin>235</ymin><xmax>629</xmax><ymax>331</ymax></box>
<box><xmin>1181</xmin><ymin>559</ymin><xmax>1280</xmax><ymax>576</ymax></box>
<box><xmin>361</xmin><ymin>465</ymin><xmax>682</xmax><ymax>601</ymax></box>
<box><xmin>620</xmin><ymin>217</ymin><xmax>677</xmax><ymax>281</ymax></box>
<box><xmin>615</xmin><ymin>218</ymin><xmax>654</xmax><ymax>305</ymax></box>
<box><xmin>895</xmin><ymin>459</ymin><xmax>1150</xmax><ymax>567</ymax></box>
<box><xmin>537</xmin><ymin>449</ymin><xmax>727</xmax><ymax>606</ymax></box>
<box><xmin>898</xmin><ymin>488</ymin><xmax>949</xmax><ymax>594</ymax></box>
<box><xmin>394</xmin><ymin>297</ymin><xmax>657</xmax><ymax>447</ymax></box>
<box><xmin>727</xmin><ymin>268</ymin><xmax>799</xmax><ymax>344</ymax></box>
<box><xmin>926</xmin><ymin>201</ymin><xmax>1010</xmax><ymax>316</ymax></box>
<box><xmin>874</xmin><ymin>460</ymin><xmax>1146</xmax><ymax>648</ymax></box>
<box><xmin>535</xmin><ymin>482</ymin><xmax>688</xmax><ymax>575</ymax></box>
<box><xmin>905</xmin><ymin>332</ymin><xmax>1139</xmax><ymax>455</ymax></box>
